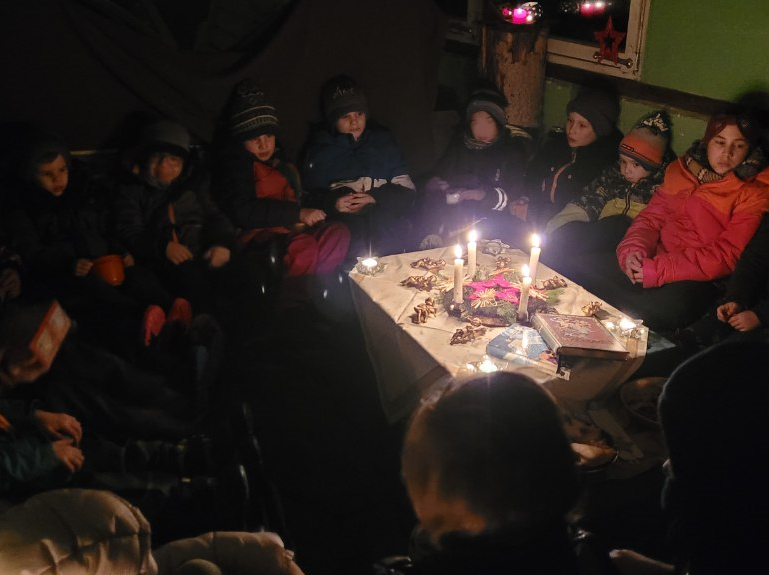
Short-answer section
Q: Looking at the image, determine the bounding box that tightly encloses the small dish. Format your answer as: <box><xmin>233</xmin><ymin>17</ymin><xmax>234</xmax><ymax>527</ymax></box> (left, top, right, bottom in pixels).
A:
<box><xmin>620</xmin><ymin>376</ymin><xmax>667</xmax><ymax>427</ymax></box>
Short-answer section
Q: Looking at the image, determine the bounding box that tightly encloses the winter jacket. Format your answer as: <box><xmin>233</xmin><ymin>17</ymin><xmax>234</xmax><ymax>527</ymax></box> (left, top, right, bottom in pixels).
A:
<box><xmin>616</xmin><ymin>158</ymin><xmax>769</xmax><ymax>288</ymax></box>
<box><xmin>0</xmin><ymin>398</ymin><xmax>59</xmax><ymax>493</ymax></box>
<box><xmin>3</xmin><ymin>161</ymin><xmax>118</xmax><ymax>280</ymax></box>
<box><xmin>301</xmin><ymin>123</ymin><xmax>415</xmax><ymax>213</ymax></box>
<box><xmin>213</xmin><ymin>142</ymin><xmax>302</xmax><ymax>236</ymax></box>
<box><xmin>524</xmin><ymin>128</ymin><xmax>623</xmax><ymax>228</ymax></box>
<box><xmin>723</xmin><ymin>212</ymin><xmax>769</xmax><ymax>326</ymax></box>
<box><xmin>113</xmin><ymin>157</ymin><xmax>235</xmax><ymax>266</ymax></box>
<box><xmin>433</xmin><ymin>129</ymin><xmax>528</xmax><ymax>213</ymax></box>
<box><xmin>0</xmin><ymin>488</ymin><xmax>155</xmax><ymax>574</ymax></box>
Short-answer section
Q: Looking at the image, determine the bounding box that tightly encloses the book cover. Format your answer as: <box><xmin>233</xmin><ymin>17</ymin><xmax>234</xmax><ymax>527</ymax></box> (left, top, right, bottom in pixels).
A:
<box><xmin>486</xmin><ymin>324</ymin><xmax>562</xmax><ymax>376</ymax></box>
<box><xmin>532</xmin><ymin>312</ymin><xmax>629</xmax><ymax>360</ymax></box>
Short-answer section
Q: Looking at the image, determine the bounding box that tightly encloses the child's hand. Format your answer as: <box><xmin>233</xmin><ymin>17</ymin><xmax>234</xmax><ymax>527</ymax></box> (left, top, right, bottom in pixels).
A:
<box><xmin>122</xmin><ymin>253</ymin><xmax>135</xmax><ymax>268</ymax></box>
<box><xmin>52</xmin><ymin>438</ymin><xmax>84</xmax><ymax>474</ymax></box>
<box><xmin>716</xmin><ymin>301</ymin><xmax>742</xmax><ymax>322</ymax></box>
<box><xmin>34</xmin><ymin>409</ymin><xmax>82</xmax><ymax>444</ymax></box>
<box><xmin>727</xmin><ymin>310</ymin><xmax>761</xmax><ymax>332</ymax></box>
<box><xmin>0</xmin><ymin>268</ymin><xmax>21</xmax><ymax>301</ymax></box>
<box><xmin>204</xmin><ymin>246</ymin><xmax>230</xmax><ymax>269</ymax></box>
<box><xmin>73</xmin><ymin>259</ymin><xmax>94</xmax><ymax>277</ymax></box>
<box><xmin>623</xmin><ymin>251</ymin><xmax>644</xmax><ymax>284</ymax></box>
<box><xmin>166</xmin><ymin>241</ymin><xmax>193</xmax><ymax>265</ymax></box>
<box><xmin>299</xmin><ymin>208</ymin><xmax>326</xmax><ymax>227</ymax></box>
<box><xmin>347</xmin><ymin>193</ymin><xmax>376</xmax><ymax>213</ymax></box>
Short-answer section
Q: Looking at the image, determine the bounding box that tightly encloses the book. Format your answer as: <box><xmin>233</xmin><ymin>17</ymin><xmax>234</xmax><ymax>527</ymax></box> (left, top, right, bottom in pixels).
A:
<box><xmin>531</xmin><ymin>312</ymin><xmax>629</xmax><ymax>361</ymax></box>
<box><xmin>486</xmin><ymin>324</ymin><xmax>567</xmax><ymax>377</ymax></box>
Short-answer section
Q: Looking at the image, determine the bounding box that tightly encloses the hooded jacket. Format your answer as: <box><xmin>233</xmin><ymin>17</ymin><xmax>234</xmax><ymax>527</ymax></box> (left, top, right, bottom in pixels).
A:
<box><xmin>616</xmin><ymin>158</ymin><xmax>769</xmax><ymax>288</ymax></box>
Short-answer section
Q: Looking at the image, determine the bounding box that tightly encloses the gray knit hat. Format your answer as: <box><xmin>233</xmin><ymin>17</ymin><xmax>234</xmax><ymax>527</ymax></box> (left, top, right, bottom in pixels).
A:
<box><xmin>566</xmin><ymin>88</ymin><xmax>620</xmax><ymax>138</ymax></box>
<box><xmin>227</xmin><ymin>78</ymin><xmax>279</xmax><ymax>140</ymax></box>
<box><xmin>321</xmin><ymin>75</ymin><xmax>369</xmax><ymax>128</ymax></box>
<box><xmin>141</xmin><ymin>120</ymin><xmax>191</xmax><ymax>158</ymax></box>
<box><xmin>465</xmin><ymin>86</ymin><xmax>508</xmax><ymax>128</ymax></box>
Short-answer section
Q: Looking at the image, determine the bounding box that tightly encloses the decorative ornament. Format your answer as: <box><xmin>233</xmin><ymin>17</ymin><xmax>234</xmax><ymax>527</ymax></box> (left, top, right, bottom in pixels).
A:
<box><xmin>581</xmin><ymin>301</ymin><xmax>603</xmax><ymax>317</ymax></box>
<box><xmin>400</xmin><ymin>275</ymin><xmax>438</xmax><ymax>291</ymax></box>
<box><xmin>411</xmin><ymin>257</ymin><xmax>446</xmax><ymax>273</ymax></box>
<box><xmin>593</xmin><ymin>16</ymin><xmax>626</xmax><ymax>65</ymax></box>
<box><xmin>411</xmin><ymin>297</ymin><xmax>438</xmax><ymax>324</ymax></box>
<box><xmin>538</xmin><ymin>276</ymin><xmax>568</xmax><ymax>290</ymax></box>
<box><xmin>450</xmin><ymin>323</ymin><xmax>487</xmax><ymax>345</ymax></box>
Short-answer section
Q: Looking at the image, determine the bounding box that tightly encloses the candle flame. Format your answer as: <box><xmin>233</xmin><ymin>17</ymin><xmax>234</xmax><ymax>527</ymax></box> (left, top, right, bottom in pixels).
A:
<box><xmin>468</xmin><ymin>230</ymin><xmax>477</xmax><ymax>243</ymax></box>
<box><xmin>530</xmin><ymin>234</ymin><xmax>540</xmax><ymax>249</ymax></box>
<box><xmin>454</xmin><ymin>244</ymin><xmax>463</xmax><ymax>259</ymax></box>
<box><xmin>361</xmin><ymin>257</ymin><xmax>378</xmax><ymax>268</ymax></box>
<box><xmin>522</xmin><ymin>264</ymin><xmax>530</xmax><ymax>277</ymax></box>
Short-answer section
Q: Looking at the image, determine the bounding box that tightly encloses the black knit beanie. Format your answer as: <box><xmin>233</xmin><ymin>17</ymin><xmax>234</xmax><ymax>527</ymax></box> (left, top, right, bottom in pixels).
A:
<box><xmin>566</xmin><ymin>88</ymin><xmax>620</xmax><ymax>138</ymax></box>
<box><xmin>21</xmin><ymin>130</ymin><xmax>71</xmax><ymax>184</ymax></box>
<box><xmin>465</xmin><ymin>85</ymin><xmax>508</xmax><ymax>128</ymax></box>
<box><xmin>321</xmin><ymin>75</ymin><xmax>369</xmax><ymax>128</ymax></box>
<box><xmin>227</xmin><ymin>78</ymin><xmax>279</xmax><ymax>141</ymax></box>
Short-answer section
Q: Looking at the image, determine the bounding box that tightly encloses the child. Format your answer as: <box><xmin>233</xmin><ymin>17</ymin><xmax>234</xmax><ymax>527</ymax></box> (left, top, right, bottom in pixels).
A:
<box><xmin>113</xmin><ymin>120</ymin><xmax>236</xmax><ymax>313</ymax></box>
<box><xmin>214</xmin><ymin>79</ymin><xmax>349</xmax><ymax>277</ymax></box>
<box><xmin>521</xmin><ymin>87</ymin><xmax>623</xmax><ymax>231</ymax></box>
<box><xmin>543</xmin><ymin>111</ymin><xmax>674</xmax><ymax>278</ymax></box>
<box><xmin>301</xmin><ymin>75</ymin><xmax>416</xmax><ymax>258</ymax></box>
<box><xmin>418</xmin><ymin>82</ymin><xmax>530</xmax><ymax>248</ymax></box>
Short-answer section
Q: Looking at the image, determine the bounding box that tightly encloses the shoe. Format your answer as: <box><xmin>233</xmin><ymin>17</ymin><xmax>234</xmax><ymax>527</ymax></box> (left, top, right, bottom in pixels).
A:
<box><xmin>167</xmin><ymin>297</ymin><xmax>192</xmax><ymax>328</ymax></box>
<box><xmin>141</xmin><ymin>305</ymin><xmax>166</xmax><ymax>347</ymax></box>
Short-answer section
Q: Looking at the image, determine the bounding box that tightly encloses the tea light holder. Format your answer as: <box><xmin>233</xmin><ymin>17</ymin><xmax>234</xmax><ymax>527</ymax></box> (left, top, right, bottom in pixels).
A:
<box><xmin>465</xmin><ymin>354</ymin><xmax>500</xmax><ymax>373</ymax></box>
<box><xmin>355</xmin><ymin>256</ymin><xmax>385</xmax><ymax>276</ymax></box>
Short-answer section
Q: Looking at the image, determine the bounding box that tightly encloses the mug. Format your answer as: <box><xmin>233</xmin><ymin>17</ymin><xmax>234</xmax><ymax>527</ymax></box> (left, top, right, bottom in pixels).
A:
<box><xmin>93</xmin><ymin>255</ymin><xmax>125</xmax><ymax>286</ymax></box>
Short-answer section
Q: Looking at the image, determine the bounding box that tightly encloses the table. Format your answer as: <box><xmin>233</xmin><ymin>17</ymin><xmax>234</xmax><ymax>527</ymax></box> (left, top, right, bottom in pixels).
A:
<box><xmin>349</xmin><ymin>245</ymin><xmax>648</xmax><ymax>424</ymax></box>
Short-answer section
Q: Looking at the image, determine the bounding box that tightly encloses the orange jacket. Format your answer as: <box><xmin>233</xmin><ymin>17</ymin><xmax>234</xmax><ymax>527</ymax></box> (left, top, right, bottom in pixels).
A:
<box><xmin>616</xmin><ymin>158</ymin><xmax>769</xmax><ymax>287</ymax></box>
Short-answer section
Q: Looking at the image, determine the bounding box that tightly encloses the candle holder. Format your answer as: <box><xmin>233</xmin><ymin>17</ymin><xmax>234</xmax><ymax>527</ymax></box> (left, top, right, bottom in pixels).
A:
<box><xmin>355</xmin><ymin>257</ymin><xmax>385</xmax><ymax>276</ymax></box>
<box><xmin>465</xmin><ymin>354</ymin><xmax>500</xmax><ymax>374</ymax></box>
<box><xmin>447</xmin><ymin>300</ymin><xmax>465</xmax><ymax>317</ymax></box>
<box><xmin>516</xmin><ymin>310</ymin><xmax>531</xmax><ymax>325</ymax></box>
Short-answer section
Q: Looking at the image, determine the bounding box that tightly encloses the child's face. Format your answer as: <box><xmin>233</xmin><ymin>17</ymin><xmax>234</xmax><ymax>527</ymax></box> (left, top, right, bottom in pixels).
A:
<box><xmin>243</xmin><ymin>134</ymin><xmax>276</xmax><ymax>162</ymax></box>
<box><xmin>336</xmin><ymin>111</ymin><xmax>366</xmax><ymax>140</ymax></box>
<box><xmin>707</xmin><ymin>123</ymin><xmax>750</xmax><ymax>175</ymax></box>
<box><xmin>470</xmin><ymin>111</ymin><xmax>499</xmax><ymax>143</ymax></box>
<box><xmin>147</xmin><ymin>153</ymin><xmax>184</xmax><ymax>185</ymax></box>
<box><xmin>35</xmin><ymin>154</ymin><xmax>69</xmax><ymax>197</ymax></box>
<box><xmin>619</xmin><ymin>154</ymin><xmax>652</xmax><ymax>184</ymax></box>
<box><xmin>566</xmin><ymin>112</ymin><xmax>597</xmax><ymax>149</ymax></box>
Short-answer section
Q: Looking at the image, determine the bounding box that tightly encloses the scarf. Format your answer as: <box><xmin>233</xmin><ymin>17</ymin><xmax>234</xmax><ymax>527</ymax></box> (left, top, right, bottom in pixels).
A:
<box><xmin>685</xmin><ymin>139</ymin><xmax>768</xmax><ymax>183</ymax></box>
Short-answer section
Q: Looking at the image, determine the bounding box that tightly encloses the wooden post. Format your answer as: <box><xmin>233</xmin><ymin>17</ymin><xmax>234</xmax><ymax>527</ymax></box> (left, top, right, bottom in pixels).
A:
<box><xmin>479</xmin><ymin>24</ymin><xmax>548</xmax><ymax>130</ymax></box>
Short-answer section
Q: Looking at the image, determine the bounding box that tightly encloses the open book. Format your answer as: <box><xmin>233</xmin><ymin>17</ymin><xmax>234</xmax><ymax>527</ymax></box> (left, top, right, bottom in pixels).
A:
<box><xmin>486</xmin><ymin>324</ymin><xmax>569</xmax><ymax>378</ymax></box>
<box><xmin>532</xmin><ymin>312</ymin><xmax>629</xmax><ymax>361</ymax></box>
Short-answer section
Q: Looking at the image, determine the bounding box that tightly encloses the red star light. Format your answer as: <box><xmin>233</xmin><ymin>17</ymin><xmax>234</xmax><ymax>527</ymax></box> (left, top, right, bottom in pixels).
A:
<box><xmin>594</xmin><ymin>16</ymin><xmax>626</xmax><ymax>64</ymax></box>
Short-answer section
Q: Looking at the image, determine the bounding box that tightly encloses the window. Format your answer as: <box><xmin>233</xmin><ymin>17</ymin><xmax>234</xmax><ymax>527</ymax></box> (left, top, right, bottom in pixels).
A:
<box><xmin>543</xmin><ymin>0</ymin><xmax>651</xmax><ymax>79</ymax></box>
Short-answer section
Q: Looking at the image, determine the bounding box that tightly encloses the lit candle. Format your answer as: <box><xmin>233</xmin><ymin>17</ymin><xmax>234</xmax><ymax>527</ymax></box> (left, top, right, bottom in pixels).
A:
<box><xmin>467</xmin><ymin>230</ymin><xmax>477</xmax><ymax>279</ymax></box>
<box><xmin>361</xmin><ymin>257</ymin><xmax>377</xmax><ymax>269</ymax></box>
<box><xmin>528</xmin><ymin>234</ymin><xmax>541</xmax><ymax>282</ymax></box>
<box><xmin>478</xmin><ymin>355</ymin><xmax>498</xmax><ymax>373</ymax></box>
<box><xmin>518</xmin><ymin>264</ymin><xmax>531</xmax><ymax>320</ymax></box>
<box><xmin>512</xmin><ymin>7</ymin><xmax>527</xmax><ymax>24</ymax></box>
<box><xmin>453</xmin><ymin>244</ymin><xmax>464</xmax><ymax>304</ymax></box>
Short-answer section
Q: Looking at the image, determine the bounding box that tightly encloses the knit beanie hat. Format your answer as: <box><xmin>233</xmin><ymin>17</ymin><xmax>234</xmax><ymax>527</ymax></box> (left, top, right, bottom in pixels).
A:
<box><xmin>465</xmin><ymin>85</ymin><xmax>508</xmax><ymax>128</ymax></box>
<box><xmin>227</xmin><ymin>78</ymin><xmax>279</xmax><ymax>141</ymax></box>
<box><xmin>619</xmin><ymin>111</ymin><xmax>671</xmax><ymax>170</ymax></box>
<box><xmin>140</xmin><ymin>120</ymin><xmax>191</xmax><ymax>159</ymax></box>
<box><xmin>21</xmin><ymin>130</ymin><xmax>71</xmax><ymax>183</ymax></box>
<box><xmin>321</xmin><ymin>75</ymin><xmax>369</xmax><ymax>128</ymax></box>
<box><xmin>566</xmin><ymin>88</ymin><xmax>620</xmax><ymax>138</ymax></box>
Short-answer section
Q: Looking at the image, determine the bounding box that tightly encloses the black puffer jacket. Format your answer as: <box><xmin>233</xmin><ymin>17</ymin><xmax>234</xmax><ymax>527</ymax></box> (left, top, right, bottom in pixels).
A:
<box><xmin>113</xmin><ymin>155</ymin><xmax>236</xmax><ymax>266</ymax></box>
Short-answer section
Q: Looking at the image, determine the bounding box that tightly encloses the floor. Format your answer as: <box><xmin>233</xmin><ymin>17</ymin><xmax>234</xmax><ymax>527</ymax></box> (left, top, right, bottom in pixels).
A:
<box><xmin>200</xmin><ymin>270</ymin><xmax>681</xmax><ymax>575</ymax></box>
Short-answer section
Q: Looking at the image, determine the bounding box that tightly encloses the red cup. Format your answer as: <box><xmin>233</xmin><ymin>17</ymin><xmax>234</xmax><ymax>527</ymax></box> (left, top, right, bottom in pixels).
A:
<box><xmin>93</xmin><ymin>255</ymin><xmax>125</xmax><ymax>286</ymax></box>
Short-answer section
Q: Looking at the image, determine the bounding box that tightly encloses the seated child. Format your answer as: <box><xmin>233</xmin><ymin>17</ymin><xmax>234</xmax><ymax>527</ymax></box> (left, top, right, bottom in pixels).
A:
<box><xmin>520</xmin><ymin>87</ymin><xmax>623</xmax><ymax>231</ymax></box>
<box><xmin>213</xmin><ymin>79</ymin><xmax>349</xmax><ymax>288</ymax></box>
<box><xmin>301</xmin><ymin>75</ymin><xmax>416</xmax><ymax>258</ymax></box>
<box><xmin>113</xmin><ymin>120</ymin><xmax>236</xmax><ymax>313</ymax></box>
<box><xmin>419</xmin><ymin>82</ymin><xmax>530</xmax><ymax>248</ymax></box>
<box><xmin>543</xmin><ymin>111</ymin><xmax>674</xmax><ymax>280</ymax></box>
<box><xmin>396</xmin><ymin>372</ymin><xmax>614</xmax><ymax>575</ymax></box>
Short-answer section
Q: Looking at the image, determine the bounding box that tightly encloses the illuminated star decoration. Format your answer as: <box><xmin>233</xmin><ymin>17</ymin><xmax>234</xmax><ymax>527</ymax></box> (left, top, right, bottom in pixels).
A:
<box><xmin>467</xmin><ymin>275</ymin><xmax>520</xmax><ymax>308</ymax></box>
<box><xmin>594</xmin><ymin>16</ymin><xmax>626</xmax><ymax>64</ymax></box>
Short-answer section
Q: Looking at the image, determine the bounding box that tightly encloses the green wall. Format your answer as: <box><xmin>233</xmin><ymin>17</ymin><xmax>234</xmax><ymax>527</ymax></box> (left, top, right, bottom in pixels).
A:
<box><xmin>542</xmin><ymin>0</ymin><xmax>769</xmax><ymax>155</ymax></box>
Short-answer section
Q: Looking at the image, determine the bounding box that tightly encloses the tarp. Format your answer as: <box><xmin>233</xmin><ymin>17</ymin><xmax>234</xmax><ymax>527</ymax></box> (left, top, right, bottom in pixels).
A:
<box><xmin>0</xmin><ymin>0</ymin><xmax>447</xmax><ymax>174</ymax></box>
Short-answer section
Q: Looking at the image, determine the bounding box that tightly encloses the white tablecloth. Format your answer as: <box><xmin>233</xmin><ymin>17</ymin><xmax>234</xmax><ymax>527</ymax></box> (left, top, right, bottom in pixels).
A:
<box><xmin>349</xmin><ymin>246</ymin><xmax>647</xmax><ymax>423</ymax></box>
